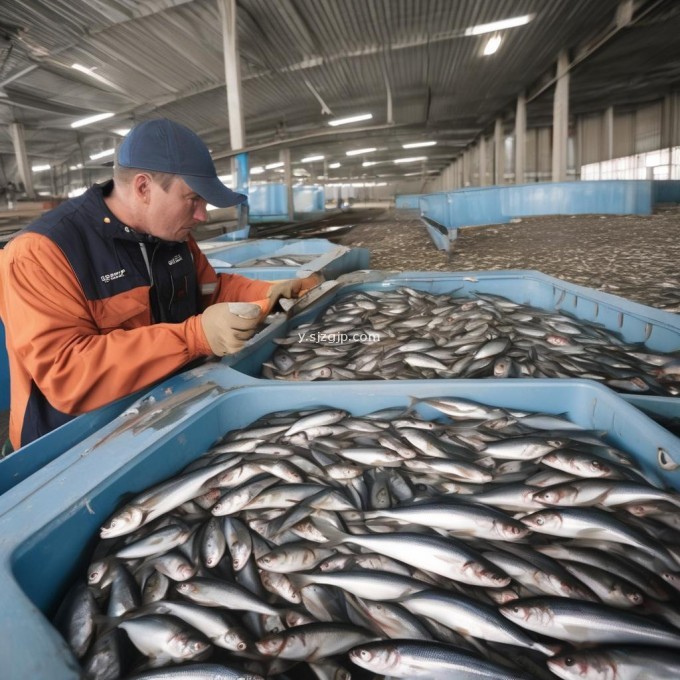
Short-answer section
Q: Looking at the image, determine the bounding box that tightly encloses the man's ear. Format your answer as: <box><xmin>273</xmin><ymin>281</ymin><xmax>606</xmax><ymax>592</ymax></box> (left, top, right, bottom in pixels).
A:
<box><xmin>132</xmin><ymin>173</ymin><xmax>152</xmax><ymax>204</ymax></box>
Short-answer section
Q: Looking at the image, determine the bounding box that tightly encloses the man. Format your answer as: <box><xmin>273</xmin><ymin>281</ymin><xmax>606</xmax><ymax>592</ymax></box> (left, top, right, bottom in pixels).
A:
<box><xmin>0</xmin><ymin>119</ymin><xmax>319</xmax><ymax>450</ymax></box>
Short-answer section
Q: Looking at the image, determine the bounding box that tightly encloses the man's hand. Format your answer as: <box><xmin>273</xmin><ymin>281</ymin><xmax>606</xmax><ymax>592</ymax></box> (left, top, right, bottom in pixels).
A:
<box><xmin>200</xmin><ymin>302</ymin><xmax>261</xmax><ymax>356</ymax></box>
<box><xmin>266</xmin><ymin>274</ymin><xmax>324</xmax><ymax>310</ymax></box>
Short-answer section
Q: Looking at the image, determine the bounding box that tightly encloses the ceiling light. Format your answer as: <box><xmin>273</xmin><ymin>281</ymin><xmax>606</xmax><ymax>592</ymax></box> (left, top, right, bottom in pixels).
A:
<box><xmin>346</xmin><ymin>147</ymin><xmax>376</xmax><ymax>156</ymax></box>
<box><xmin>362</xmin><ymin>161</ymin><xmax>379</xmax><ymax>167</ymax></box>
<box><xmin>328</xmin><ymin>162</ymin><xmax>341</xmax><ymax>169</ymax></box>
<box><xmin>31</xmin><ymin>164</ymin><xmax>51</xmax><ymax>172</ymax></box>
<box><xmin>265</xmin><ymin>162</ymin><xmax>284</xmax><ymax>170</ymax></box>
<box><xmin>89</xmin><ymin>148</ymin><xmax>115</xmax><ymax>160</ymax></box>
<box><xmin>71</xmin><ymin>112</ymin><xmax>115</xmax><ymax>129</ymax></box>
<box><xmin>328</xmin><ymin>113</ymin><xmax>373</xmax><ymax>127</ymax></box>
<box><xmin>464</xmin><ymin>14</ymin><xmax>533</xmax><ymax>36</ymax></box>
<box><xmin>69</xmin><ymin>163</ymin><xmax>83</xmax><ymax>171</ymax></box>
<box><xmin>250</xmin><ymin>166</ymin><xmax>265</xmax><ymax>175</ymax></box>
<box><xmin>301</xmin><ymin>155</ymin><xmax>325</xmax><ymax>162</ymax></box>
<box><xmin>394</xmin><ymin>156</ymin><xmax>427</xmax><ymax>164</ymax></box>
<box><xmin>217</xmin><ymin>174</ymin><xmax>233</xmax><ymax>183</ymax></box>
<box><xmin>68</xmin><ymin>187</ymin><xmax>87</xmax><ymax>198</ymax></box>
<box><xmin>483</xmin><ymin>35</ymin><xmax>502</xmax><ymax>55</ymax></box>
<box><xmin>114</xmin><ymin>128</ymin><xmax>131</xmax><ymax>136</ymax></box>
<box><xmin>403</xmin><ymin>141</ymin><xmax>437</xmax><ymax>149</ymax></box>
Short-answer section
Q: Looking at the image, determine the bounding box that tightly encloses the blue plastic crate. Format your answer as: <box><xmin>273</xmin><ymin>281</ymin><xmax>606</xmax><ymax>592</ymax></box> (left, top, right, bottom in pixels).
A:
<box><xmin>226</xmin><ymin>270</ymin><xmax>680</xmax><ymax>381</ymax></box>
<box><xmin>200</xmin><ymin>238</ymin><xmax>370</xmax><ymax>282</ymax></box>
<box><xmin>0</xmin><ymin>371</ymin><xmax>678</xmax><ymax>679</ymax></box>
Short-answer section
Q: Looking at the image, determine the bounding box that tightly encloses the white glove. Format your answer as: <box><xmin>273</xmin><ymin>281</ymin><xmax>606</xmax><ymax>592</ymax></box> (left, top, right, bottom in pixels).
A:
<box><xmin>200</xmin><ymin>302</ymin><xmax>261</xmax><ymax>356</ymax></box>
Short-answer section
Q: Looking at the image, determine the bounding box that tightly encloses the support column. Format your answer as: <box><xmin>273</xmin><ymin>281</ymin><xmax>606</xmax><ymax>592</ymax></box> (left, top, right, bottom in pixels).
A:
<box><xmin>280</xmin><ymin>148</ymin><xmax>294</xmax><ymax>221</ymax></box>
<box><xmin>479</xmin><ymin>136</ymin><xmax>487</xmax><ymax>186</ymax></box>
<box><xmin>604</xmin><ymin>106</ymin><xmax>615</xmax><ymax>160</ymax></box>
<box><xmin>232</xmin><ymin>152</ymin><xmax>249</xmax><ymax>235</ymax></box>
<box><xmin>552</xmin><ymin>50</ymin><xmax>570</xmax><ymax>182</ymax></box>
<box><xmin>217</xmin><ymin>0</ymin><xmax>245</xmax><ymax>151</ymax></box>
<box><xmin>9</xmin><ymin>122</ymin><xmax>36</xmax><ymax>199</ymax></box>
<box><xmin>515</xmin><ymin>93</ymin><xmax>526</xmax><ymax>185</ymax></box>
<box><xmin>494</xmin><ymin>118</ymin><xmax>504</xmax><ymax>185</ymax></box>
<box><xmin>462</xmin><ymin>150</ymin><xmax>470</xmax><ymax>187</ymax></box>
<box><xmin>661</xmin><ymin>94</ymin><xmax>674</xmax><ymax>179</ymax></box>
<box><xmin>217</xmin><ymin>0</ymin><xmax>248</xmax><ymax>231</ymax></box>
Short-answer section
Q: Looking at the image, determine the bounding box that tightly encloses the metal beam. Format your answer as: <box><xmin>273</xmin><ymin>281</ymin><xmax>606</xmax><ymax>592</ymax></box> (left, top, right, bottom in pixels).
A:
<box><xmin>515</xmin><ymin>93</ymin><xmax>527</xmax><ymax>184</ymax></box>
<box><xmin>479</xmin><ymin>136</ymin><xmax>487</xmax><ymax>187</ymax></box>
<box><xmin>494</xmin><ymin>118</ymin><xmax>504</xmax><ymax>185</ymax></box>
<box><xmin>217</xmin><ymin>0</ymin><xmax>245</xmax><ymax>151</ymax></box>
<box><xmin>9</xmin><ymin>122</ymin><xmax>36</xmax><ymax>198</ymax></box>
<box><xmin>280</xmin><ymin>148</ymin><xmax>294</xmax><ymax>221</ymax></box>
<box><xmin>604</xmin><ymin>106</ymin><xmax>615</xmax><ymax>160</ymax></box>
<box><xmin>552</xmin><ymin>51</ymin><xmax>570</xmax><ymax>182</ymax></box>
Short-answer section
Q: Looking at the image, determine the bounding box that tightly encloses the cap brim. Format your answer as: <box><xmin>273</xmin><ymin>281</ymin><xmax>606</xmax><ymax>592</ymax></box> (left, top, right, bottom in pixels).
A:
<box><xmin>182</xmin><ymin>174</ymin><xmax>247</xmax><ymax>208</ymax></box>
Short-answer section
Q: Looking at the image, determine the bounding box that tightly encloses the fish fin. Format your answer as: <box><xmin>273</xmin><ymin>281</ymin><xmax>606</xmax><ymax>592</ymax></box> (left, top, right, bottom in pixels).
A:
<box><xmin>531</xmin><ymin>640</ymin><xmax>559</xmax><ymax>656</ymax></box>
<box><xmin>309</xmin><ymin>518</ymin><xmax>348</xmax><ymax>546</ymax></box>
<box><xmin>404</xmin><ymin>396</ymin><xmax>424</xmax><ymax>416</ymax></box>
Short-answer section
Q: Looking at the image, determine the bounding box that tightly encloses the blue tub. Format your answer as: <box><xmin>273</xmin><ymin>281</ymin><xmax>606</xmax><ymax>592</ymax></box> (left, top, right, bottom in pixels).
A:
<box><xmin>200</xmin><ymin>237</ymin><xmax>370</xmax><ymax>282</ymax></box>
<box><xmin>416</xmin><ymin>180</ymin><xmax>655</xmax><ymax>251</ymax></box>
<box><xmin>226</xmin><ymin>269</ymin><xmax>680</xmax><ymax>379</ymax></box>
<box><xmin>0</xmin><ymin>393</ymin><xmax>140</xmax><ymax>495</ymax></box>
<box><xmin>0</xmin><ymin>370</ymin><xmax>678</xmax><ymax>679</ymax></box>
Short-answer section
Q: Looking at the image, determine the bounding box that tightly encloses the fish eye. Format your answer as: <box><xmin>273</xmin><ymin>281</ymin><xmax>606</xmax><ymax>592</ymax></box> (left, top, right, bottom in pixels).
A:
<box><xmin>237</xmin><ymin>642</ymin><xmax>246</xmax><ymax>650</ymax></box>
<box><xmin>535</xmin><ymin>516</ymin><xmax>544</xmax><ymax>525</ymax></box>
<box><xmin>592</xmin><ymin>460</ymin><xmax>602</xmax><ymax>469</ymax></box>
<box><xmin>359</xmin><ymin>650</ymin><xmax>371</xmax><ymax>660</ymax></box>
<box><xmin>565</xmin><ymin>657</ymin><xmax>575</xmax><ymax>667</ymax></box>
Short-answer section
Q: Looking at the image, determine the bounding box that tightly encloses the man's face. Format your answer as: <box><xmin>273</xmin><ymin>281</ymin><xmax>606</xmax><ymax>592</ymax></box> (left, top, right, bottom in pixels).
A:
<box><xmin>145</xmin><ymin>175</ymin><xmax>208</xmax><ymax>242</ymax></box>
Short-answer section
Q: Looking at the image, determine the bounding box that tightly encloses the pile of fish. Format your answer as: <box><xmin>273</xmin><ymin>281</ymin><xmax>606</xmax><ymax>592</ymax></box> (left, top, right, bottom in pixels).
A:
<box><xmin>238</xmin><ymin>255</ymin><xmax>318</xmax><ymax>267</ymax></box>
<box><xmin>264</xmin><ymin>287</ymin><xmax>680</xmax><ymax>395</ymax></box>
<box><xmin>55</xmin><ymin>398</ymin><xmax>680</xmax><ymax>679</ymax></box>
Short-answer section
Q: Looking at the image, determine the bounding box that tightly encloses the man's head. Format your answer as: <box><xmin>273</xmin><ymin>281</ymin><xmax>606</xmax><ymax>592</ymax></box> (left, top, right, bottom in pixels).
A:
<box><xmin>111</xmin><ymin>119</ymin><xmax>246</xmax><ymax>242</ymax></box>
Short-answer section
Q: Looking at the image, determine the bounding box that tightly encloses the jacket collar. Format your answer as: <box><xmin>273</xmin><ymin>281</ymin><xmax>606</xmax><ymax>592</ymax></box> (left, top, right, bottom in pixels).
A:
<box><xmin>87</xmin><ymin>180</ymin><xmax>159</xmax><ymax>244</ymax></box>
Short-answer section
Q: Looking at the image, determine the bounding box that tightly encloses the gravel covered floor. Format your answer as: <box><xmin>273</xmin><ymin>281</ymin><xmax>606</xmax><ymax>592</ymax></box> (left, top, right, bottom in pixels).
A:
<box><xmin>336</xmin><ymin>205</ymin><xmax>680</xmax><ymax>313</ymax></box>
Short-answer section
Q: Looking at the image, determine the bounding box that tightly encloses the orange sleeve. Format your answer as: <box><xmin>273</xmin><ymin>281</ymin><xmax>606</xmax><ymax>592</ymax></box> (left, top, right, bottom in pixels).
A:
<box><xmin>188</xmin><ymin>238</ymin><xmax>272</xmax><ymax>308</ymax></box>
<box><xmin>0</xmin><ymin>234</ymin><xmax>212</xmax><ymax>418</ymax></box>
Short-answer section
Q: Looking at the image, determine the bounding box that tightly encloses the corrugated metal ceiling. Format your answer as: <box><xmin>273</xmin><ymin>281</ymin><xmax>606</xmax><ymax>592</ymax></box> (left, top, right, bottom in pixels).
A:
<box><xmin>0</xmin><ymin>0</ymin><xmax>679</xmax><ymax>189</ymax></box>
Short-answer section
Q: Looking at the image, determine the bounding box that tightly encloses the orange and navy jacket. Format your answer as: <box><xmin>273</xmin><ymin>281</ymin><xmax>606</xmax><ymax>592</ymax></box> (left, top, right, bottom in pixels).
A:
<box><xmin>0</xmin><ymin>181</ymin><xmax>271</xmax><ymax>449</ymax></box>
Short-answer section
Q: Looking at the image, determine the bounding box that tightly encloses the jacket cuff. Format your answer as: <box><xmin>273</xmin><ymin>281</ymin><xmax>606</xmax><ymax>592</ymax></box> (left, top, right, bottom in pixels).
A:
<box><xmin>186</xmin><ymin>314</ymin><xmax>212</xmax><ymax>357</ymax></box>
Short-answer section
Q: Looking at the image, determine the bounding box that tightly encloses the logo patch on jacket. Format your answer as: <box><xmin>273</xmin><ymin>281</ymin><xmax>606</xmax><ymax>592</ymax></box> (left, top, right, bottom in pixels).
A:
<box><xmin>100</xmin><ymin>269</ymin><xmax>126</xmax><ymax>283</ymax></box>
<box><xmin>168</xmin><ymin>254</ymin><xmax>183</xmax><ymax>266</ymax></box>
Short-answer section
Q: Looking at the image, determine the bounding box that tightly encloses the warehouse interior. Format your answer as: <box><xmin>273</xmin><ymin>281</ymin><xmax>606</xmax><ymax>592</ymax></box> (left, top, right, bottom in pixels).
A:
<box><xmin>1</xmin><ymin>0</ymin><xmax>680</xmax><ymax>202</ymax></box>
<box><xmin>1</xmin><ymin>2</ymin><xmax>680</xmax><ymax>680</ymax></box>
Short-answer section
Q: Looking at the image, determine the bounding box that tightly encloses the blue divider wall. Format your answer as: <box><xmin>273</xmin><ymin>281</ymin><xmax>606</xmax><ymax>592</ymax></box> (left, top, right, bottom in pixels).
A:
<box><xmin>247</xmin><ymin>184</ymin><xmax>326</xmax><ymax>222</ymax></box>
<box><xmin>406</xmin><ymin>180</ymin><xmax>659</xmax><ymax>251</ymax></box>
<box><xmin>248</xmin><ymin>183</ymin><xmax>288</xmax><ymax>221</ymax></box>
<box><xmin>395</xmin><ymin>194</ymin><xmax>421</xmax><ymax>209</ymax></box>
<box><xmin>652</xmin><ymin>180</ymin><xmax>680</xmax><ymax>203</ymax></box>
<box><xmin>293</xmin><ymin>185</ymin><xmax>325</xmax><ymax>213</ymax></box>
<box><xmin>434</xmin><ymin>180</ymin><xmax>654</xmax><ymax>230</ymax></box>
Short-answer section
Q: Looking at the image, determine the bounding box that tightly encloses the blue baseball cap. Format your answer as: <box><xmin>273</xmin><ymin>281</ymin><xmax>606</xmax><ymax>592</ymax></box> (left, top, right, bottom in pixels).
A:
<box><xmin>117</xmin><ymin>119</ymin><xmax>246</xmax><ymax>208</ymax></box>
